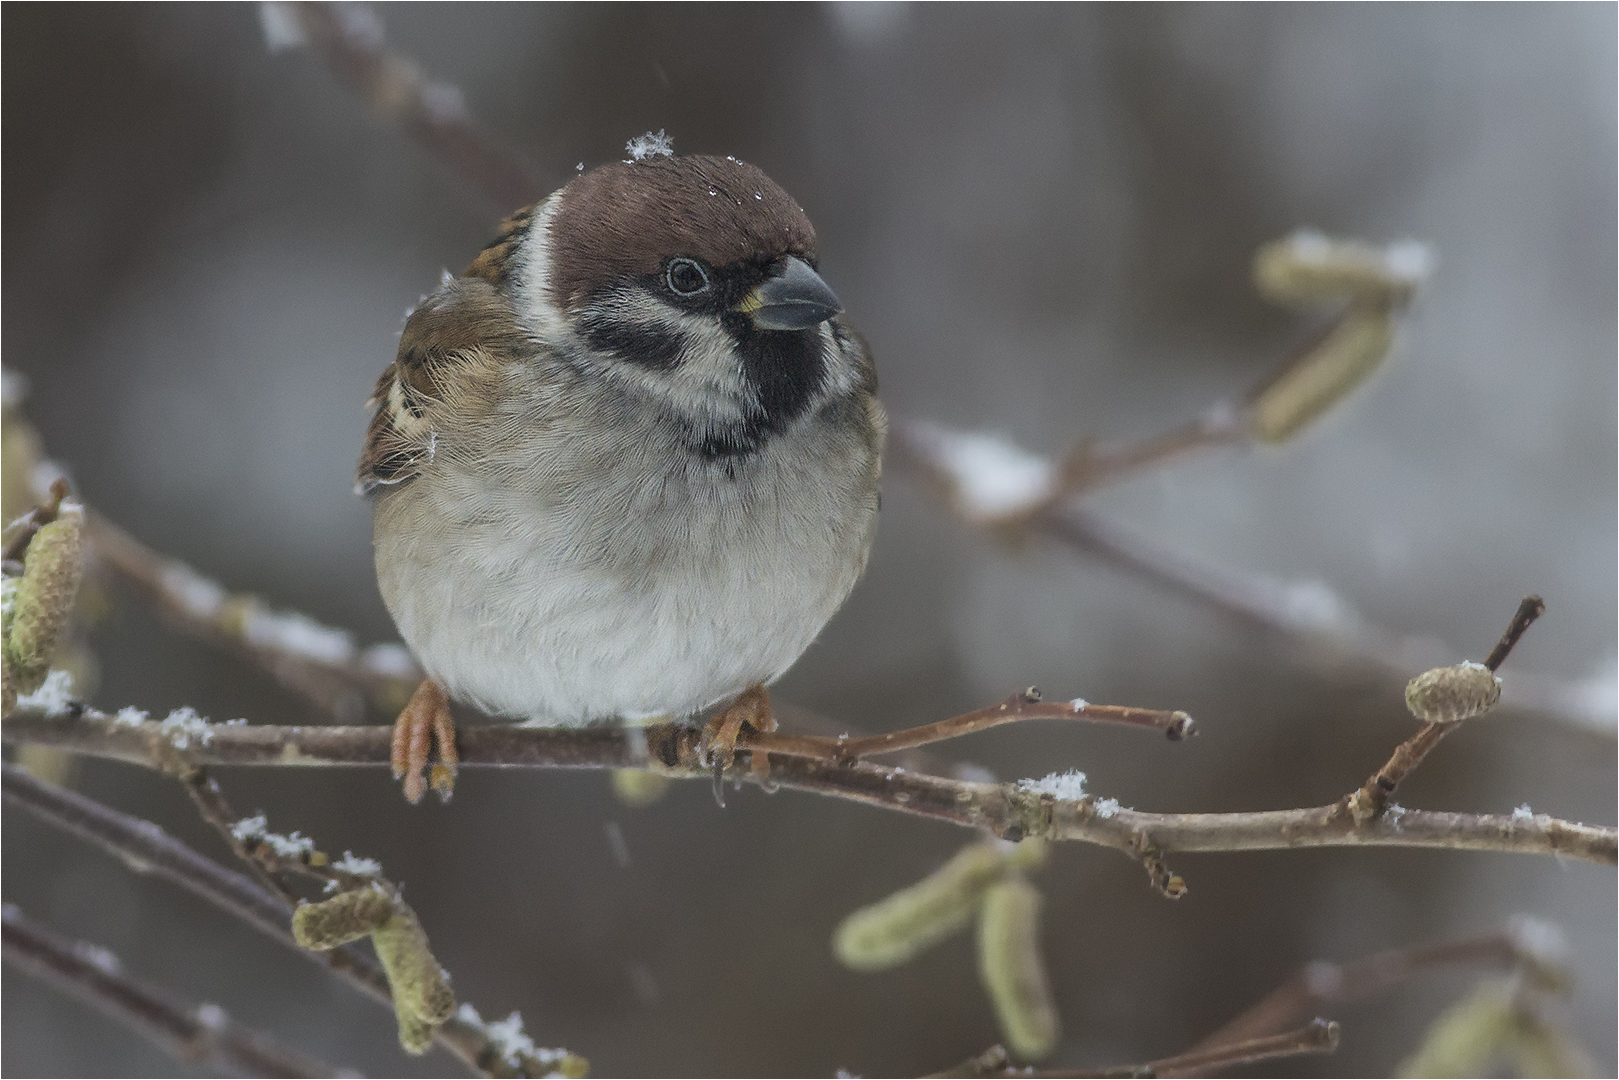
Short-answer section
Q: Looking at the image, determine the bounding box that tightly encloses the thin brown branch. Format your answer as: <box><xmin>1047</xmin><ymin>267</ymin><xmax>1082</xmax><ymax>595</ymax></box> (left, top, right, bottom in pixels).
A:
<box><xmin>286</xmin><ymin>2</ymin><xmax>545</xmax><ymax>210</ymax></box>
<box><xmin>1119</xmin><ymin>1018</ymin><xmax>1339</xmax><ymax>1079</ymax></box>
<box><xmin>1</xmin><ymin>763</ymin><xmax>580</xmax><ymax>1079</ymax></box>
<box><xmin>1175</xmin><ymin>923</ymin><xmax>1561</xmax><ymax>1074</ymax></box>
<box><xmin>6</xmin><ymin>707</ymin><xmax>1612</xmax><ymax>869</ymax></box>
<box><xmin>829</xmin><ymin>688</ymin><xmax>1193</xmax><ymax>761</ymax></box>
<box><xmin>931</xmin><ymin>1019</ymin><xmax>1339</xmax><ymax>1078</ymax></box>
<box><xmin>1485</xmin><ymin>595</ymin><xmax>1547</xmax><ymax>672</ymax></box>
<box><xmin>2</xmin><ymin>903</ymin><xmax>350</xmax><ymax>1078</ymax></box>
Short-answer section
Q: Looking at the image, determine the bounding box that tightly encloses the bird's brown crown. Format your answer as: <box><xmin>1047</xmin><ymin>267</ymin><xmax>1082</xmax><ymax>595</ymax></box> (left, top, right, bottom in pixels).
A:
<box><xmin>547</xmin><ymin>155</ymin><xmax>817</xmax><ymax>309</ymax></box>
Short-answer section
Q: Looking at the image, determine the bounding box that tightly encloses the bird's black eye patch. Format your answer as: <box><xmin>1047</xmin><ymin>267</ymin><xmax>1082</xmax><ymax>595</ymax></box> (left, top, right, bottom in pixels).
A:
<box><xmin>666</xmin><ymin>258</ymin><xmax>710</xmax><ymax>296</ymax></box>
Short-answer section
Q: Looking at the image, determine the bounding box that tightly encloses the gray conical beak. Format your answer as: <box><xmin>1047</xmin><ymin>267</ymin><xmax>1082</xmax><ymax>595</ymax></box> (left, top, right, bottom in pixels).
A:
<box><xmin>739</xmin><ymin>256</ymin><xmax>843</xmax><ymax>331</ymax></box>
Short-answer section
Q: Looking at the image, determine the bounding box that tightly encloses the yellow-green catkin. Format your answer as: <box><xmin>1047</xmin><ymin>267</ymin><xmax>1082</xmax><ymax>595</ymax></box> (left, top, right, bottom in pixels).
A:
<box><xmin>294</xmin><ymin>888</ymin><xmax>454</xmax><ymax>1056</ymax></box>
<box><xmin>834</xmin><ymin>843</ymin><xmax>1008</xmax><ymax>971</ymax></box>
<box><xmin>977</xmin><ymin>875</ymin><xmax>1060</xmax><ymax>1061</ymax></box>
<box><xmin>1249</xmin><ymin>306</ymin><xmax>1394</xmax><ymax>443</ymax></box>
<box><xmin>292</xmin><ymin>887</ymin><xmax>395</xmax><ymax>949</ymax></box>
<box><xmin>6</xmin><ymin>507</ymin><xmax>85</xmax><ymax>695</ymax></box>
<box><xmin>1253</xmin><ymin>231</ymin><xmax>1428</xmax><ymax>308</ymax></box>
<box><xmin>1397</xmin><ymin>981</ymin><xmax>1517</xmax><ymax>1078</ymax></box>
<box><xmin>1405</xmin><ymin>662</ymin><xmax>1501</xmax><ymax>724</ymax></box>
<box><xmin>611</xmin><ymin>768</ymin><xmax>671</xmax><ymax>807</ymax></box>
<box><xmin>371</xmin><ymin>905</ymin><xmax>457</xmax><ymax>1054</ymax></box>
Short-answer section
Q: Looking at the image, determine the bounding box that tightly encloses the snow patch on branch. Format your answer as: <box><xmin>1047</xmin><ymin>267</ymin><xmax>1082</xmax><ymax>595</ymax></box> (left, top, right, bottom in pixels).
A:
<box><xmin>241</xmin><ymin>606</ymin><xmax>355</xmax><ymax>666</ymax></box>
<box><xmin>16</xmin><ymin>670</ymin><xmax>75</xmax><ymax>716</ymax></box>
<box><xmin>454</xmin><ymin>1003</ymin><xmax>573</xmax><ymax>1072</ymax></box>
<box><xmin>907</xmin><ymin>421</ymin><xmax>1057</xmax><ymax>521</ymax></box>
<box><xmin>1017</xmin><ymin>769</ymin><xmax>1087</xmax><ymax>800</ymax></box>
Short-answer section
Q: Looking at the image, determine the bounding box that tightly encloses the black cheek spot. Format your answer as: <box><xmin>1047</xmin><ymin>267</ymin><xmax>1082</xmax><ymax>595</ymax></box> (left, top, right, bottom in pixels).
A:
<box><xmin>579</xmin><ymin>315</ymin><xmax>685</xmax><ymax>372</ymax></box>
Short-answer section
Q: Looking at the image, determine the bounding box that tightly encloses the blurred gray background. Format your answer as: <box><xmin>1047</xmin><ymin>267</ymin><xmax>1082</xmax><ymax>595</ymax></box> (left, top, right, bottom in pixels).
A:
<box><xmin>3</xmin><ymin>3</ymin><xmax>1614</xmax><ymax>1076</ymax></box>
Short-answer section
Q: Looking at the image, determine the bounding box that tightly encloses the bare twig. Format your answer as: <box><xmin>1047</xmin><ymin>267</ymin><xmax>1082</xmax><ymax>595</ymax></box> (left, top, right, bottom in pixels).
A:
<box><xmin>1174</xmin><ymin>922</ymin><xmax>1564</xmax><ymax>1073</ymax></box>
<box><xmin>829</xmin><ymin>688</ymin><xmax>1193</xmax><ymax>762</ymax></box>
<box><xmin>6</xmin><ymin>708</ymin><xmax>1613</xmax><ymax>869</ymax></box>
<box><xmin>1485</xmin><ymin>595</ymin><xmax>1548</xmax><ymax>673</ymax></box>
<box><xmin>1</xmin><ymin>763</ymin><xmax>582</xmax><ymax>1079</ymax></box>
<box><xmin>2</xmin><ymin>903</ymin><xmax>350</xmax><ymax>1078</ymax></box>
<box><xmin>283</xmin><ymin>2</ymin><xmax>545</xmax><ymax>210</ymax></box>
<box><xmin>930</xmin><ymin>1018</ymin><xmax>1339</xmax><ymax>1078</ymax></box>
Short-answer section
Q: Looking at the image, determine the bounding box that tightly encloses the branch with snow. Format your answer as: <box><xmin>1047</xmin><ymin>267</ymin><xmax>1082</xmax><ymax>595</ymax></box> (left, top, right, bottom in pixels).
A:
<box><xmin>1</xmin><ymin>762</ymin><xmax>583</xmax><ymax>1079</ymax></box>
<box><xmin>6</xmin><ymin>700</ymin><xmax>1612</xmax><ymax>876</ymax></box>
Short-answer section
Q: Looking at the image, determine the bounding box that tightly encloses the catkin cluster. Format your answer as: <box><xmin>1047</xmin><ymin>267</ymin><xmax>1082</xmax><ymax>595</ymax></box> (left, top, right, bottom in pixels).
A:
<box><xmin>293</xmin><ymin>887</ymin><xmax>456</xmax><ymax>1054</ymax></box>
<box><xmin>833</xmin><ymin>839</ymin><xmax>1059</xmax><ymax>1061</ymax></box>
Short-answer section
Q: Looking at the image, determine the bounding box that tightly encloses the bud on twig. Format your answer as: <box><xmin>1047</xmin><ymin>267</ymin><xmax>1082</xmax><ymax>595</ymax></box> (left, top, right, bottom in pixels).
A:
<box><xmin>1405</xmin><ymin>662</ymin><xmax>1501</xmax><ymax>724</ymax></box>
<box><xmin>977</xmin><ymin>874</ymin><xmax>1060</xmax><ymax>1061</ymax></box>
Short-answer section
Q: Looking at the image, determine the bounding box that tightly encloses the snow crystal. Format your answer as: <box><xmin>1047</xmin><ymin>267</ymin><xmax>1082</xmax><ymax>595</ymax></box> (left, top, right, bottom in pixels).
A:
<box><xmin>159</xmin><ymin>707</ymin><xmax>213</xmax><ymax>749</ymax></box>
<box><xmin>16</xmin><ymin>670</ymin><xmax>75</xmax><ymax>716</ymax></box>
<box><xmin>231</xmin><ymin>815</ymin><xmax>268</xmax><ymax>842</ymax></box>
<box><xmin>625</xmin><ymin>129</ymin><xmax>674</xmax><ymax>162</ymax></box>
<box><xmin>1069</xmin><ymin>698</ymin><xmax>1089</xmax><ymax>710</ymax></box>
<box><xmin>1511</xmin><ymin>804</ymin><xmax>1535</xmax><ymax>823</ymax></box>
<box><xmin>257</xmin><ymin>2</ymin><xmax>306</xmax><ymax>51</ymax></box>
<box><xmin>1382</xmin><ymin>240</ymin><xmax>1435</xmax><ymax>285</ymax></box>
<box><xmin>454</xmin><ymin>1005</ymin><xmax>572</xmax><ymax>1071</ymax></box>
<box><xmin>1276</xmin><ymin>579</ymin><xmax>1357</xmax><ymax>632</ymax></box>
<box><xmin>419</xmin><ymin>81</ymin><xmax>467</xmax><ymax>123</ymax></box>
<box><xmin>1093</xmin><ymin>797</ymin><xmax>1120</xmax><ymax>819</ymax></box>
<box><xmin>241</xmin><ymin>606</ymin><xmax>355</xmax><ymax>666</ymax></box>
<box><xmin>1017</xmin><ymin>770</ymin><xmax>1087</xmax><ymax>800</ymax></box>
<box><xmin>334</xmin><ymin>852</ymin><xmax>383</xmax><ymax>878</ymax></box>
<box><xmin>1385</xmin><ymin>803</ymin><xmax>1406</xmax><ymax>829</ymax></box>
<box><xmin>195</xmin><ymin>1003</ymin><xmax>229</xmax><ymax>1030</ymax></box>
<box><xmin>159</xmin><ymin>562</ymin><xmax>227</xmax><ymax>621</ymax></box>
<box><xmin>1508</xmin><ymin>915</ymin><xmax>1568</xmax><ymax>968</ymax></box>
<box><xmin>359</xmin><ymin>642</ymin><xmax>420</xmax><ymax>679</ymax></box>
<box><xmin>113</xmin><ymin>707</ymin><xmax>150</xmax><ymax>728</ymax></box>
<box><xmin>906</xmin><ymin>422</ymin><xmax>1057</xmax><ymax>520</ymax></box>
<box><xmin>1</xmin><ymin>368</ymin><xmax>29</xmax><ymax>407</ymax></box>
<box><xmin>261</xmin><ymin>831</ymin><xmax>315</xmax><ymax>859</ymax></box>
<box><xmin>73</xmin><ymin>941</ymin><xmax>121</xmax><ymax>974</ymax></box>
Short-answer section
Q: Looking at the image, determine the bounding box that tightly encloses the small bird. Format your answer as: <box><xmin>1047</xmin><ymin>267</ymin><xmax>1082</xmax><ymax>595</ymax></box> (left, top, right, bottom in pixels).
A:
<box><xmin>358</xmin><ymin>141</ymin><xmax>884</xmax><ymax>803</ymax></box>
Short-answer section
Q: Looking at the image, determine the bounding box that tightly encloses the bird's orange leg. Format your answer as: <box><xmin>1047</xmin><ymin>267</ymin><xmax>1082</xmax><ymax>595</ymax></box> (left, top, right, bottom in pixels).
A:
<box><xmin>391</xmin><ymin>679</ymin><xmax>458</xmax><ymax>804</ymax></box>
<box><xmin>698</xmin><ymin>684</ymin><xmax>777</xmax><ymax>805</ymax></box>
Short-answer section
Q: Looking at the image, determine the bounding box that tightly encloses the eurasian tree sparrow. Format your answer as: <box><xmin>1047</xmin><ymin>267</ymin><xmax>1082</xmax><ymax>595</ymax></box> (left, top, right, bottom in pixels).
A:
<box><xmin>359</xmin><ymin>144</ymin><xmax>884</xmax><ymax>802</ymax></box>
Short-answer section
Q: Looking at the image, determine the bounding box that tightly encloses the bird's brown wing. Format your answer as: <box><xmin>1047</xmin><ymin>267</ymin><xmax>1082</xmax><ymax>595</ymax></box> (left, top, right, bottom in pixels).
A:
<box><xmin>356</xmin><ymin>276</ymin><xmax>532</xmax><ymax>495</ymax></box>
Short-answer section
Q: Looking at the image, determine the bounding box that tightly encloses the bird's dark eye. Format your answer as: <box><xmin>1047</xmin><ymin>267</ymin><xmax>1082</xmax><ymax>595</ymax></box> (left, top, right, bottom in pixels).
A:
<box><xmin>666</xmin><ymin>258</ymin><xmax>710</xmax><ymax>296</ymax></box>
